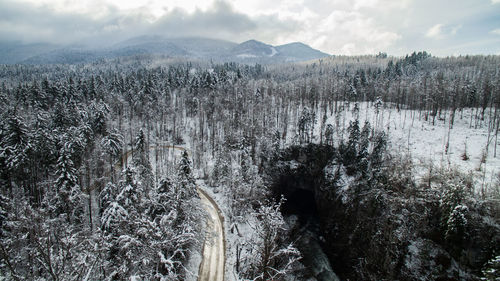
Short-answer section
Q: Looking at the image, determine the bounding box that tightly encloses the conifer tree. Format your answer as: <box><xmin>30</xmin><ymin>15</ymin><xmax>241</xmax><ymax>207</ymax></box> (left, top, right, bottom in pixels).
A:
<box><xmin>54</xmin><ymin>144</ymin><xmax>80</xmax><ymax>221</ymax></box>
<box><xmin>343</xmin><ymin>119</ymin><xmax>360</xmax><ymax>174</ymax></box>
<box><xmin>358</xmin><ymin>121</ymin><xmax>371</xmax><ymax>175</ymax></box>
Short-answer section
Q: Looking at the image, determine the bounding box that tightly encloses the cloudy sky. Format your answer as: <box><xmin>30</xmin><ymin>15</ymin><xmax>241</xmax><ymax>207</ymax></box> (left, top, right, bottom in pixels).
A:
<box><xmin>1</xmin><ymin>0</ymin><xmax>500</xmax><ymax>56</ymax></box>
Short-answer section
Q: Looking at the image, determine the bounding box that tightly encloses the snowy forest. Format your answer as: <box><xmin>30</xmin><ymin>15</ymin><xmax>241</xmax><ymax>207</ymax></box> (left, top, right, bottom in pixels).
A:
<box><xmin>1</xmin><ymin>52</ymin><xmax>500</xmax><ymax>280</ymax></box>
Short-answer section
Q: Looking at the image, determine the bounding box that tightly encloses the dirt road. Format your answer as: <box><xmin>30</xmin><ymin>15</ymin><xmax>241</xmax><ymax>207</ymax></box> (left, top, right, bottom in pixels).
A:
<box><xmin>197</xmin><ymin>188</ymin><xmax>225</xmax><ymax>281</ymax></box>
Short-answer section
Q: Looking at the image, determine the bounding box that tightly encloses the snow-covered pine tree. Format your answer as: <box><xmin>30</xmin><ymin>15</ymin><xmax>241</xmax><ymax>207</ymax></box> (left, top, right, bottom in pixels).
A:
<box><xmin>100</xmin><ymin>130</ymin><xmax>124</xmax><ymax>182</ymax></box>
<box><xmin>54</xmin><ymin>143</ymin><xmax>81</xmax><ymax>222</ymax></box>
<box><xmin>133</xmin><ymin>129</ymin><xmax>153</xmax><ymax>194</ymax></box>
<box><xmin>1</xmin><ymin>113</ymin><xmax>30</xmax><ymax>188</ymax></box>
<box><xmin>175</xmin><ymin>150</ymin><xmax>199</xmax><ymax>224</ymax></box>
<box><xmin>100</xmin><ymin>178</ymin><xmax>118</xmax><ymax>211</ymax></box>
<box><xmin>439</xmin><ymin>177</ymin><xmax>470</xmax><ymax>248</ymax></box>
<box><xmin>369</xmin><ymin>131</ymin><xmax>387</xmax><ymax>177</ymax></box>
<box><xmin>343</xmin><ymin>119</ymin><xmax>360</xmax><ymax>175</ymax></box>
<box><xmin>100</xmin><ymin>166</ymin><xmax>144</xmax><ymax>279</ymax></box>
<box><xmin>90</xmin><ymin>102</ymin><xmax>109</xmax><ymax>136</ymax></box>
<box><xmin>358</xmin><ymin>121</ymin><xmax>371</xmax><ymax>176</ymax></box>
<box><xmin>445</xmin><ymin>204</ymin><xmax>469</xmax><ymax>246</ymax></box>
<box><xmin>210</xmin><ymin>148</ymin><xmax>231</xmax><ymax>188</ymax></box>
<box><xmin>298</xmin><ymin>107</ymin><xmax>315</xmax><ymax>143</ymax></box>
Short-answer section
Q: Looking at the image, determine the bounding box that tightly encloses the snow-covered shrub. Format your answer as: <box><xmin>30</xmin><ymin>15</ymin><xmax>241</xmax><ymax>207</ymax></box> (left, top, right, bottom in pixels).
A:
<box><xmin>482</xmin><ymin>255</ymin><xmax>500</xmax><ymax>281</ymax></box>
<box><xmin>445</xmin><ymin>204</ymin><xmax>469</xmax><ymax>244</ymax></box>
<box><xmin>440</xmin><ymin>176</ymin><xmax>469</xmax><ymax>220</ymax></box>
<box><xmin>238</xmin><ymin>198</ymin><xmax>301</xmax><ymax>280</ymax></box>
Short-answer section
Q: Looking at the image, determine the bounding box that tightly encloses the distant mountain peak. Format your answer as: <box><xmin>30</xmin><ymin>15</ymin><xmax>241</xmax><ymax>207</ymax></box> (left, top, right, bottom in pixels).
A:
<box><xmin>276</xmin><ymin>42</ymin><xmax>330</xmax><ymax>62</ymax></box>
<box><xmin>280</xmin><ymin>42</ymin><xmax>307</xmax><ymax>46</ymax></box>
<box><xmin>231</xmin><ymin>39</ymin><xmax>277</xmax><ymax>58</ymax></box>
<box><xmin>240</xmin><ymin>39</ymin><xmax>266</xmax><ymax>45</ymax></box>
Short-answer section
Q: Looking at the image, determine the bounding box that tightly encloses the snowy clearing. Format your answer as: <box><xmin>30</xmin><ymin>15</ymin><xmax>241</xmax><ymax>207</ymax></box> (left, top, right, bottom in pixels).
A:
<box><xmin>314</xmin><ymin>102</ymin><xmax>500</xmax><ymax>195</ymax></box>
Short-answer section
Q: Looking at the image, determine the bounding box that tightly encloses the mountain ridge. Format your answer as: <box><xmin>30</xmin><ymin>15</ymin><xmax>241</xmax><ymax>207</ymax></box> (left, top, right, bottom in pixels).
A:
<box><xmin>0</xmin><ymin>36</ymin><xmax>330</xmax><ymax>65</ymax></box>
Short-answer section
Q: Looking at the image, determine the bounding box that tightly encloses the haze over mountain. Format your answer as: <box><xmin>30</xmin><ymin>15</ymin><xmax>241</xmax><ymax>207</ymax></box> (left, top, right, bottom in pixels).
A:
<box><xmin>0</xmin><ymin>36</ymin><xmax>330</xmax><ymax>65</ymax></box>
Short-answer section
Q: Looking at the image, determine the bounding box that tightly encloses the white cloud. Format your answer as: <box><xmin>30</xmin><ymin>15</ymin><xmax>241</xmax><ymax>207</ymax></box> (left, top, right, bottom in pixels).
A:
<box><xmin>425</xmin><ymin>23</ymin><xmax>462</xmax><ymax>39</ymax></box>
<box><xmin>311</xmin><ymin>10</ymin><xmax>400</xmax><ymax>55</ymax></box>
<box><xmin>1</xmin><ymin>0</ymin><xmax>498</xmax><ymax>56</ymax></box>
<box><xmin>227</xmin><ymin>0</ymin><xmax>410</xmax><ymax>54</ymax></box>
<box><xmin>491</xmin><ymin>28</ymin><xmax>500</xmax><ymax>35</ymax></box>
<box><xmin>353</xmin><ymin>0</ymin><xmax>378</xmax><ymax>10</ymax></box>
<box><xmin>0</xmin><ymin>0</ymin><xmax>409</xmax><ymax>54</ymax></box>
<box><xmin>426</xmin><ymin>24</ymin><xmax>443</xmax><ymax>38</ymax></box>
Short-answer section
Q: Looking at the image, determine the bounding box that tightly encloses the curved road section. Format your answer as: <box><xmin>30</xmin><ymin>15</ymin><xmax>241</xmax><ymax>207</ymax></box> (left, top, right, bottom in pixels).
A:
<box><xmin>197</xmin><ymin>188</ymin><xmax>225</xmax><ymax>281</ymax></box>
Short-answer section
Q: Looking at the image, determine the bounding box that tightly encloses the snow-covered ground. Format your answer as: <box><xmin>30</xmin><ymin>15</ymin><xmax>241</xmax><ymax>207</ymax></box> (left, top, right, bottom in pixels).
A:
<box><xmin>315</xmin><ymin>102</ymin><xmax>499</xmax><ymax>195</ymax></box>
<box><xmin>185</xmin><ymin>249</ymin><xmax>202</xmax><ymax>281</ymax></box>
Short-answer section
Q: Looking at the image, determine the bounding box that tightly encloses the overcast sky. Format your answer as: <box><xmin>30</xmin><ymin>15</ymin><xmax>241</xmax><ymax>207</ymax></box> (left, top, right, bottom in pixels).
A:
<box><xmin>1</xmin><ymin>0</ymin><xmax>500</xmax><ymax>56</ymax></box>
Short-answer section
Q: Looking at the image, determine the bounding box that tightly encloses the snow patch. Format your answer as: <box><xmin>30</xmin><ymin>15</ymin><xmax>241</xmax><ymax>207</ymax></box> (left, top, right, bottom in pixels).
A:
<box><xmin>405</xmin><ymin>239</ymin><xmax>423</xmax><ymax>271</ymax></box>
<box><xmin>269</xmin><ymin>47</ymin><xmax>278</xmax><ymax>57</ymax></box>
<box><xmin>236</xmin><ymin>53</ymin><xmax>257</xmax><ymax>58</ymax></box>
